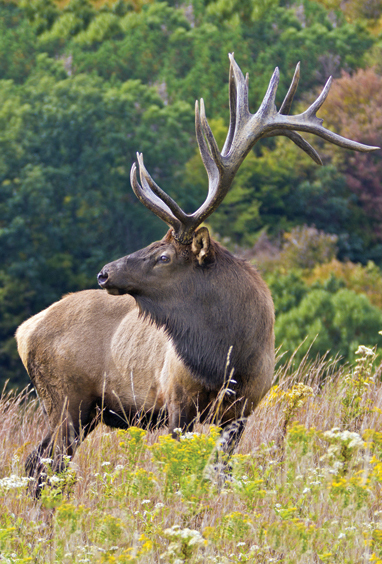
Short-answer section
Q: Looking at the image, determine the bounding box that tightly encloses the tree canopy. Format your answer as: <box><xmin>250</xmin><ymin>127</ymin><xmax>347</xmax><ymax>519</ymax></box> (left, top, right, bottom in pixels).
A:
<box><xmin>1</xmin><ymin>0</ymin><xmax>382</xmax><ymax>387</ymax></box>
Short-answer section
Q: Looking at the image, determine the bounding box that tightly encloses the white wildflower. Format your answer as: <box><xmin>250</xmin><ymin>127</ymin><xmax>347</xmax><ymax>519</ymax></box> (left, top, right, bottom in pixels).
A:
<box><xmin>180</xmin><ymin>432</ymin><xmax>200</xmax><ymax>441</ymax></box>
<box><xmin>164</xmin><ymin>526</ymin><xmax>204</xmax><ymax>545</ymax></box>
<box><xmin>101</xmin><ymin>461</ymin><xmax>111</xmax><ymax>467</ymax></box>
<box><xmin>355</xmin><ymin>345</ymin><xmax>374</xmax><ymax>356</ymax></box>
<box><xmin>0</xmin><ymin>475</ymin><xmax>34</xmax><ymax>490</ymax></box>
<box><xmin>48</xmin><ymin>475</ymin><xmax>63</xmax><ymax>484</ymax></box>
<box><xmin>141</xmin><ymin>499</ymin><xmax>151</xmax><ymax>505</ymax></box>
<box><xmin>40</xmin><ymin>458</ymin><xmax>53</xmax><ymax>464</ymax></box>
<box><xmin>323</xmin><ymin>428</ymin><xmax>364</xmax><ymax>449</ymax></box>
<box><xmin>331</xmin><ymin>461</ymin><xmax>345</xmax><ymax>474</ymax></box>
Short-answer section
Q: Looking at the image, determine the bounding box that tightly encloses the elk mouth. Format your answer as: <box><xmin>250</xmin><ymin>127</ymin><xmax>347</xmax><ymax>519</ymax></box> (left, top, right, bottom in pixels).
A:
<box><xmin>106</xmin><ymin>287</ymin><xmax>127</xmax><ymax>296</ymax></box>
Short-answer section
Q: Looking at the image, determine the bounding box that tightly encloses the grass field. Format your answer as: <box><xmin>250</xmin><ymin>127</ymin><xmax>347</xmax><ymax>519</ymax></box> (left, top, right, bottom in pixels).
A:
<box><xmin>1</xmin><ymin>346</ymin><xmax>382</xmax><ymax>563</ymax></box>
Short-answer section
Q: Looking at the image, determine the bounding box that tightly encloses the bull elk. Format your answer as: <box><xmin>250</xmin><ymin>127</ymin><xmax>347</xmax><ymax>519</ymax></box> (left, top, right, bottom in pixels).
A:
<box><xmin>16</xmin><ymin>54</ymin><xmax>378</xmax><ymax>488</ymax></box>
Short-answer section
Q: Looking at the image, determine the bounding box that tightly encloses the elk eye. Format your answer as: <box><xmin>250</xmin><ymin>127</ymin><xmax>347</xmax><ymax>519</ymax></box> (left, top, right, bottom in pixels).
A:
<box><xmin>159</xmin><ymin>255</ymin><xmax>170</xmax><ymax>263</ymax></box>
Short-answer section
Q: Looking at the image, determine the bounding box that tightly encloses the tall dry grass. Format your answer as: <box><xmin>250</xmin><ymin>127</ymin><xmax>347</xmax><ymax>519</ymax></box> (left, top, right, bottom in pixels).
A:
<box><xmin>1</xmin><ymin>348</ymin><xmax>382</xmax><ymax>563</ymax></box>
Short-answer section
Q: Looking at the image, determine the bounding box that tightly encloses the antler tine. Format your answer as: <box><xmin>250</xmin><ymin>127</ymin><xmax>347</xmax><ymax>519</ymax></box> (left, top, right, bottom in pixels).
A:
<box><xmin>222</xmin><ymin>54</ymin><xmax>251</xmax><ymax>156</ymax></box>
<box><xmin>195</xmin><ymin>100</ymin><xmax>217</xmax><ymax>179</ymax></box>
<box><xmin>268</xmin><ymin>129</ymin><xmax>323</xmax><ymax>165</ymax></box>
<box><xmin>306</xmin><ymin>76</ymin><xmax>332</xmax><ymax>118</ymax></box>
<box><xmin>186</xmin><ymin>57</ymin><xmax>255</xmax><ymax>231</ymax></box>
<box><xmin>257</xmin><ymin>66</ymin><xmax>280</xmax><ymax>117</ymax></box>
<box><xmin>137</xmin><ymin>154</ymin><xmax>188</xmax><ymax>223</ymax></box>
<box><xmin>130</xmin><ymin>156</ymin><xmax>182</xmax><ymax>233</ymax></box>
<box><xmin>229</xmin><ymin>55</ymin><xmax>251</xmax><ymax>117</ymax></box>
<box><xmin>279</xmin><ymin>62</ymin><xmax>300</xmax><ymax>115</ymax></box>
<box><xmin>221</xmin><ymin>58</ymin><xmax>237</xmax><ymax>156</ymax></box>
<box><xmin>199</xmin><ymin>99</ymin><xmax>224</xmax><ymax>172</ymax></box>
<box><xmin>282</xmin><ymin>77</ymin><xmax>379</xmax><ymax>152</ymax></box>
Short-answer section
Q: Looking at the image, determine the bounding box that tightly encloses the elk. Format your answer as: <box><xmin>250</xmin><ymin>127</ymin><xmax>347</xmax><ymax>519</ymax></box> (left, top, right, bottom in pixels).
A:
<box><xmin>16</xmin><ymin>54</ymin><xmax>377</xmax><ymax>487</ymax></box>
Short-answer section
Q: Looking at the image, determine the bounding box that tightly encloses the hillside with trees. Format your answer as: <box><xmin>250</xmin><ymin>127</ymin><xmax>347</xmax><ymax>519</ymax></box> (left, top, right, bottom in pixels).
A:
<box><xmin>1</xmin><ymin>0</ymin><xmax>382</xmax><ymax>387</ymax></box>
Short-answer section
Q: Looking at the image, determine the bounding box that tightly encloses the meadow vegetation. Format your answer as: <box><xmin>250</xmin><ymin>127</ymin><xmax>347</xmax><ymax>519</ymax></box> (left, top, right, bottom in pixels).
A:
<box><xmin>1</xmin><ymin>344</ymin><xmax>382</xmax><ymax>563</ymax></box>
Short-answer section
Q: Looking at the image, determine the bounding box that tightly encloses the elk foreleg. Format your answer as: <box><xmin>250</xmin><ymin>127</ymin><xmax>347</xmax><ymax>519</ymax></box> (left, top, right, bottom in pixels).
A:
<box><xmin>208</xmin><ymin>418</ymin><xmax>247</xmax><ymax>490</ymax></box>
<box><xmin>167</xmin><ymin>385</ymin><xmax>198</xmax><ymax>440</ymax></box>
<box><xmin>168</xmin><ymin>402</ymin><xmax>195</xmax><ymax>439</ymax></box>
<box><xmin>218</xmin><ymin>417</ymin><xmax>247</xmax><ymax>456</ymax></box>
<box><xmin>25</xmin><ymin>400</ymin><xmax>88</xmax><ymax>497</ymax></box>
<box><xmin>26</xmin><ymin>430</ymin><xmax>77</xmax><ymax>497</ymax></box>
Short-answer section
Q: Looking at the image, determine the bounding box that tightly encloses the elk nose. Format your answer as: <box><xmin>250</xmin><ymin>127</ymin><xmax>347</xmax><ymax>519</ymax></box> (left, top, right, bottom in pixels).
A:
<box><xmin>97</xmin><ymin>269</ymin><xmax>109</xmax><ymax>287</ymax></box>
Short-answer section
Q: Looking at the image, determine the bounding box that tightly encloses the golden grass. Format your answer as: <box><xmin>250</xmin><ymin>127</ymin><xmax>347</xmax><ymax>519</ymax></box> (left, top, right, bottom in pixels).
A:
<box><xmin>1</xmin><ymin>349</ymin><xmax>382</xmax><ymax>563</ymax></box>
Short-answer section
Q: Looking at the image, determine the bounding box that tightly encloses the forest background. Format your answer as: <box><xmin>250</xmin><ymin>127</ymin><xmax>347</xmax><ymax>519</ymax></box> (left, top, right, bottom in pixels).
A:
<box><xmin>1</xmin><ymin>0</ymin><xmax>382</xmax><ymax>388</ymax></box>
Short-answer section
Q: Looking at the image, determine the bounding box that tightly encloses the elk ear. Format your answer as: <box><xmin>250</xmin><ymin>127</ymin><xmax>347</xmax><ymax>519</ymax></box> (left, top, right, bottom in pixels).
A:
<box><xmin>191</xmin><ymin>227</ymin><xmax>211</xmax><ymax>265</ymax></box>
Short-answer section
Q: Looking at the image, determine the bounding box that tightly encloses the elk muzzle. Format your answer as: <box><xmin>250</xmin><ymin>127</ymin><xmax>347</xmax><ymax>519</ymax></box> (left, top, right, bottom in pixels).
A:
<box><xmin>97</xmin><ymin>264</ymin><xmax>128</xmax><ymax>295</ymax></box>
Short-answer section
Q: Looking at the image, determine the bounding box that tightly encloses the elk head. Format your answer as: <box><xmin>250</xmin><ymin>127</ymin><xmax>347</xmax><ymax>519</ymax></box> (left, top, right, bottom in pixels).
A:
<box><xmin>98</xmin><ymin>54</ymin><xmax>378</xmax><ymax>297</ymax></box>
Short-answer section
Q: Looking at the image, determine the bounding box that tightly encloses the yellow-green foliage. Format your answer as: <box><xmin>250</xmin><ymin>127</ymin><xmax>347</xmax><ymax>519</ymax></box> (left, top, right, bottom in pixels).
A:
<box><xmin>1</xmin><ymin>346</ymin><xmax>382</xmax><ymax>563</ymax></box>
<box><xmin>264</xmin><ymin>249</ymin><xmax>382</xmax><ymax>364</ymax></box>
<box><xmin>305</xmin><ymin>259</ymin><xmax>382</xmax><ymax>310</ymax></box>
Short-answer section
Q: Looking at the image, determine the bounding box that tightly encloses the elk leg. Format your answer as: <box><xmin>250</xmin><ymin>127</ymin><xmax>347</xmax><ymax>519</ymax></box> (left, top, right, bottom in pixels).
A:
<box><xmin>168</xmin><ymin>401</ymin><xmax>195</xmax><ymax>439</ymax></box>
<box><xmin>218</xmin><ymin>417</ymin><xmax>247</xmax><ymax>456</ymax></box>
<box><xmin>25</xmin><ymin>434</ymin><xmax>54</xmax><ymax>480</ymax></box>
<box><xmin>26</xmin><ymin>397</ymin><xmax>100</xmax><ymax>496</ymax></box>
<box><xmin>25</xmin><ymin>412</ymin><xmax>78</xmax><ymax>496</ymax></box>
<box><xmin>209</xmin><ymin>418</ymin><xmax>247</xmax><ymax>490</ymax></box>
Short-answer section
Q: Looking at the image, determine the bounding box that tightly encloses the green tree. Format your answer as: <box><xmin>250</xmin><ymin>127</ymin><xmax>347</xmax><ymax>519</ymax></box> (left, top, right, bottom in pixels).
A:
<box><xmin>0</xmin><ymin>56</ymin><xmax>193</xmax><ymax>387</ymax></box>
<box><xmin>0</xmin><ymin>0</ymin><xmax>380</xmax><ymax>388</ymax></box>
<box><xmin>275</xmin><ymin>287</ymin><xmax>382</xmax><ymax>364</ymax></box>
<box><xmin>0</xmin><ymin>1</ymin><xmax>41</xmax><ymax>83</ymax></box>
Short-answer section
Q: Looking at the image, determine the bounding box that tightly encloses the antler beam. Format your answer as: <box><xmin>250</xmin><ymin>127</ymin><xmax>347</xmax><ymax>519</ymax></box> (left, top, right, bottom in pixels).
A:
<box><xmin>131</xmin><ymin>54</ymin><xmax>379</xmax><ymax>244</ymax></box>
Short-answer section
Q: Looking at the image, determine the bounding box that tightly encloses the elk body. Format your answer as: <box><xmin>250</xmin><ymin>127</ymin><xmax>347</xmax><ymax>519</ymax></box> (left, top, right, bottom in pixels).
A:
<box><xmin>16</xmin><ymin>55</ymin><xmax>378</xmax><ymax>486</ymax></box>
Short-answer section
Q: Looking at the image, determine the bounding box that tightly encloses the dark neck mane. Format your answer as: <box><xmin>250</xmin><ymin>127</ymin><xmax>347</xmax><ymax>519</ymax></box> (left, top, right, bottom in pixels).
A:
<box><xmin>134</xmin><ymin>242</ymin><xmax>274</xmax><ymax>391</ymax></box>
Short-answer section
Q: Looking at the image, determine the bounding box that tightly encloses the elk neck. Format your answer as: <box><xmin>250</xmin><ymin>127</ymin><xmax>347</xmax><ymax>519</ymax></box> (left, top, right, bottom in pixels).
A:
<box><xmin>133</xmin><ymin>240</ymin><xmax>275</xmax><ymax>391</ymax></box>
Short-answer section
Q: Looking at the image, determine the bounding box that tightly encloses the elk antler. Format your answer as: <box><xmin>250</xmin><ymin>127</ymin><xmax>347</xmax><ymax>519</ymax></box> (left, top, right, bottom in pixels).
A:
<box><xmin>131</xmin><ymin>54</ymin><xmax>379</xmax><ymax>245</ymax></box>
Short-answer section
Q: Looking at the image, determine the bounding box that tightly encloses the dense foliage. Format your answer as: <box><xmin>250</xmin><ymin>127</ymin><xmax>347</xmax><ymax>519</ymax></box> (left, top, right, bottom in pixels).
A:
<box><xmin>1</xmin><ymin>0</ymin><xmax>382</xmax><ymax>386</ymax></box>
